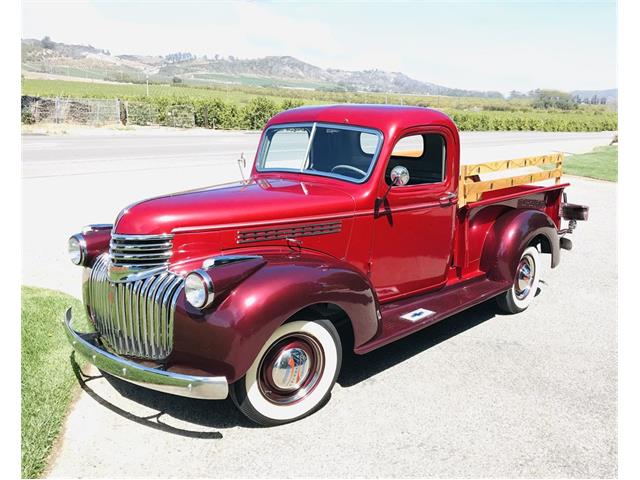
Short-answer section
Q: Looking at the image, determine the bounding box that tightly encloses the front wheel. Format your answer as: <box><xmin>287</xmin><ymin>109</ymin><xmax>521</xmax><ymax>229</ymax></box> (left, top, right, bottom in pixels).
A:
<box><xmin>496</xmin><ymin>245</ymin><xmax>542</xmax><ymax>314</ymax></box>
<box><xmin>230</xmin><ymin>319</ymin><xmax>342</xmax><ymax>426</ymax></box>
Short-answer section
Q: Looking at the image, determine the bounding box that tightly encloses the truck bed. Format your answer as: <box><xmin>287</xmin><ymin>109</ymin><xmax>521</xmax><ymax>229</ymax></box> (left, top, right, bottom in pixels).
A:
<box><xmin>458</xmin><ymin>153</ymin><xmax>564</xmax><ymax>207</ymax></box>
<box><xmin>451</xmin><ymin>153</ymin><xmax>568</xmax><ymax>285</ymax></box>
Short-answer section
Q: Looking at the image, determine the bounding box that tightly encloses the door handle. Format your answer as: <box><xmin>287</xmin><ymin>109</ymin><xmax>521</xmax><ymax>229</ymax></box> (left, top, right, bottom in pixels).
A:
<box><xmin>439</xmin><ymin>192</ymin><xmax>457</xmax><ymax>206</ymax></box>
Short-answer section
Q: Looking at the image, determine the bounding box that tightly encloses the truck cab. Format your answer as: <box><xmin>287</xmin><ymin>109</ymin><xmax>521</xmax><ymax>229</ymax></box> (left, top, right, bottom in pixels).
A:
<box><xmin>64</xmin><ymin>105</ymin><xmax>587</xmax><ymax>425</ymax></box>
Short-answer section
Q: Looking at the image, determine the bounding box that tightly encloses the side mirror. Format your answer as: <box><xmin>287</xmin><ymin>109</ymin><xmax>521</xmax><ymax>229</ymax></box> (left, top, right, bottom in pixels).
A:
<box><xmin>390</xmin><ymin>165</ymin><xmax>410</xmax><ymax>186</ymax></box>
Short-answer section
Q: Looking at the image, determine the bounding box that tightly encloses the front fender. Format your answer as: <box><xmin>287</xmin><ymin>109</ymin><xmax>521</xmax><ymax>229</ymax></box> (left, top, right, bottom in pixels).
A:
<box><xmin>169</xmin><ymin>253</ymin><xmax>378</xmax><ymax>383</ymax></box>
<box><xmin>480</xmin><ymin>209</ymin><xmax>560</xmax><ymax>283</ymax></box>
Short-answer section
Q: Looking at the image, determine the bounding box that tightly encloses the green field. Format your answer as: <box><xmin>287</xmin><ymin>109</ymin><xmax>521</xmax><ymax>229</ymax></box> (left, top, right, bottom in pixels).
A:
<box><xmin>19</xmin><ymin>77</ymin><xmax>537</xmax><ymax>109</ymax></box>
<box><xmin>21</xmin><ymin>78</ymin><xmax>618</xmax><ymax>132</ymax></box>
<box><xmin>22</xmin><ymin>78</ymin><xmax>322</xmax><ymax>106</ymax></box>
<box><xmin>21</xmin><ymin>287</ymin><xmax>91</xmax><ymax>478</ymax></box>
<box><xmin>563</xmin><ymin>145</ymin><xmax>617</xmax><ymax>182</ymax></box>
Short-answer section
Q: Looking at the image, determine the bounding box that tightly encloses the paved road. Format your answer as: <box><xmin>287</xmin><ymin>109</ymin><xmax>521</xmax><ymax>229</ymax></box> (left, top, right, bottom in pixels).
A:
<box><xmin>21</xmin><ymin>129</ymin><xmax>616</xmax><ymax>477</ymax></box>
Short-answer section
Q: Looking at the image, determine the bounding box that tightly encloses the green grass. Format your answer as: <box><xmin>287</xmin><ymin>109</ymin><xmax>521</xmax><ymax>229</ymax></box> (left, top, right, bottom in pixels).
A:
<box><xmin>21</xmin><ymin>286</ymin><xmax>91</xmax><ymax>478</ymax></box>
<box><xmin>563</xmin><ymin>145</ymin><xmax>618</xmax><ymax>182</ymax></box>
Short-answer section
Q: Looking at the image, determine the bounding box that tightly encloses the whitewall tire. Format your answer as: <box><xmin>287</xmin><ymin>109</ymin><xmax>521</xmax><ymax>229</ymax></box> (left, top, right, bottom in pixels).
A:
<box><xmin>230</xmin><ymin>319</ymin><xmax>342</xmax><ymax>426</ymax></box>
<box><xmin>497</xmin><ymin>245</ymin><xmax>541</xmax><ymax>314</ymax></box>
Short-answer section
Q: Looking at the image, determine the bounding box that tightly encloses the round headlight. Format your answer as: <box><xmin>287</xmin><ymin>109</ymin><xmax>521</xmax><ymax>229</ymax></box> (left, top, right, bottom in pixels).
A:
<box><xmin>185</xmin><ymin>270</ymin><xmax>214</xmax><ymax>309</ymax></box>
<box><xmin>68</xmin><ymin>234</ymin><xmax>86</xmax><ymax>265</ymax></box>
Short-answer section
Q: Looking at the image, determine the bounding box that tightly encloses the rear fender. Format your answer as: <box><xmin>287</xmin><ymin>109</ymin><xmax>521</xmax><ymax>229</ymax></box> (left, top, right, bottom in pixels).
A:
<box><xmin>171</xmin><ymin>253</ymin><xmax>379</xmax><ymax>383</ymax></box>
<box><xmin>480</xmin><ymin>209</ymin><xmax>560</xmax><ymax>283</ymax></box>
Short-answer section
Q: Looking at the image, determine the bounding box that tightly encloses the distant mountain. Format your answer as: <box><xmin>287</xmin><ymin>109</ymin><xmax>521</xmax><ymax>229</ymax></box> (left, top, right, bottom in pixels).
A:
<box><xmin>21</xmin><ymin>38</ymin><xmax>504</xmax><ymax>98</ymax></box>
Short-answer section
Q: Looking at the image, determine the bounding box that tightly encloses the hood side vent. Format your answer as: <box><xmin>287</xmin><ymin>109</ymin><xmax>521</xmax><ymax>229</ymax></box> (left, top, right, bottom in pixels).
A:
<box><xmin>237</xmin><ymin>221</ymin><xmax>342</xmax><ymax>244</ymax></box>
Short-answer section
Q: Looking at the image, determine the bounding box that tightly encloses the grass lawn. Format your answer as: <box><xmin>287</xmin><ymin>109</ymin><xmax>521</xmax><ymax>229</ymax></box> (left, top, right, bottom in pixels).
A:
<box><xmin>21</xmin><ymin>286</ymin><xmax>91</xmax><ymax>478</ymax></box>
<box><xmin>563</xmin><ymin>145</ymin><xmax>618</xmax><ymax>182</ymax></box>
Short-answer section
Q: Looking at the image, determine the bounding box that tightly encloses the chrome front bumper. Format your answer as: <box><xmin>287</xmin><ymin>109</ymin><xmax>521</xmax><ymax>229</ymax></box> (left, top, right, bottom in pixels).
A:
<box><xmin>63</xmin><ymin>308</ymin><xmax>228</xmax><ymax>400</ymax></box>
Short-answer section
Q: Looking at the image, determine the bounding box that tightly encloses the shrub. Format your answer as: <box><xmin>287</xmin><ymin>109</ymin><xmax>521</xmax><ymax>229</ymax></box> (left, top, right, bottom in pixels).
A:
<box><xmin>241</xmin><ymin>97</ymin><xmax>279</xmax><ymax>130</ymax></box>
<box><xmin>21</xmin><ymin>109</ymin><xmax>35</xmax><ymax>124</ymax></box>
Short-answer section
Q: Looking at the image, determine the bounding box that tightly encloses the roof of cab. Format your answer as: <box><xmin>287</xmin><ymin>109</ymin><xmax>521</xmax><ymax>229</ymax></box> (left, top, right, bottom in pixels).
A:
<box><xmin>265</xmin><ymin>104</ymin><xmax>457</xmax><ymax>136</ymax></box>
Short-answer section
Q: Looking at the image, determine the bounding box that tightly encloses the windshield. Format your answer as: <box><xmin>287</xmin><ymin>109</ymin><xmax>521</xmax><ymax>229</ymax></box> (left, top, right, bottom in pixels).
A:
<box><xmin>256</xmin><ymin>122</ymin><xmax>383</xmax><ymax>183</ymax></box>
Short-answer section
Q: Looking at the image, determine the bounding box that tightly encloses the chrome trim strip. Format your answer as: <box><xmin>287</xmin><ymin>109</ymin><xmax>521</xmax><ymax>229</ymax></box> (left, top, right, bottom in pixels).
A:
<box><xmin>111</xmin><ymin>233</ymin><xmax>174</xmax><ymax>241</ymax></box>
<box><xmin>111</xmin><ymin>251</ymin><xmax>173</xmax><ymax>260</ymax></box>
<box><xmin>64</xmin><ymin>308</ymin><xmax>228</xmax><ymax>400</ymax></box>
<box><xmin>202</xmin><ymin>254</ymin><xmax>263</xmax><ymax>269</ymax></box>
<box><xmin>109</xmin><ymin>241</ymin><xmax>173</xmax><ymax>251</ymax></box>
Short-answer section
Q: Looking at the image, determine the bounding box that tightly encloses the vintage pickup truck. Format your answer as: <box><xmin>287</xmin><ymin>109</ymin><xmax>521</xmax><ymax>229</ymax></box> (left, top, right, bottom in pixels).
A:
<box><xmin>64</xmin><ymin>105</ymin><xmax>588</xmax><ymax>425</ymax></box>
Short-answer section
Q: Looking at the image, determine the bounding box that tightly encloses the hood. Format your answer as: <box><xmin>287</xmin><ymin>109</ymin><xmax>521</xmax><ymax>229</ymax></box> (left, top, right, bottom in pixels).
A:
<box><xmin>114</xmin><ymin>178</ymin><xmax>356</xmax><ymax>235</ymax></box>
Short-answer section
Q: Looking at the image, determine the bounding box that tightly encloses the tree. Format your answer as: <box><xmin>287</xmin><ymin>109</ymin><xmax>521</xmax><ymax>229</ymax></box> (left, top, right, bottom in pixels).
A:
<box><xmin>532</xmin><ymin>89</ymin><xmax>577</xmax><ymax>110</ymax></box>
<box><xmin>172</xmin><ymin>76</ymin><xmax>183</xmax><ymax>84</ymax></box>
<box><xmin>41</xmin><ymin>36</ymin><xmax>55</xmax><ymax>49</ymax></box>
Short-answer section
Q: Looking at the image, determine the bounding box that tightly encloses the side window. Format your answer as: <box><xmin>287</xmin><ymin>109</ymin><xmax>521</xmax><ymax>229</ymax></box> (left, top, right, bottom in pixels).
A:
<box><xmin>386</xmin><ymin>133</ymin><xmax>446</xmax><ymax>185</ymax></box>
<box><xmin>359</xmin><ymin>132</ymin><xmax>379</xmax><ymax>155</ymax></box>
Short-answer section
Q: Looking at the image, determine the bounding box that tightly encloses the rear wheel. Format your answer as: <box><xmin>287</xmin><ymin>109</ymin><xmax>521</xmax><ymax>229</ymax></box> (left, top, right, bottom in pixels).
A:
<box><xmin>496</xmin><ymin>245</ymin><xmax>541</xmax><ymax>314</ymax></box>
<box><xmin>230</xmin><ymin>319</ymin><xmax>342</xmax><ymax>426</ymax></box>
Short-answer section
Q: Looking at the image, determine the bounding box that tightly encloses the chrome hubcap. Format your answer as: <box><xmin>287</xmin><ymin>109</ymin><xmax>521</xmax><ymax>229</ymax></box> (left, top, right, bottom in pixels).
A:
<box><xmin>515</xmin><ymin>255</ymin><xmax>535</xmax><ymax>300</ymax></box>
<box><xmin>258</xmin><ymin>333</ymin><xmax>324</xmax><ymax>405</ymax></box>
<box><xmin>271</xmin><ymin>347</ymin><xmax>311</xmax><ymax>391</ymax></box>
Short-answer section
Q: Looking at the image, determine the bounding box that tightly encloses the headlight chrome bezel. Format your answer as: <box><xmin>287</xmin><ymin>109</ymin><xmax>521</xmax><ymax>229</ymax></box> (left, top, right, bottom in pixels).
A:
<box><xmin>184</xmin><ymin>269</ymin><xmax>215</xmax><ymax>309</ymax></box>
<box><xmin>68</xmin><ymin>234</ymin><xmax>87</xmax><ymax>266</ymax></box>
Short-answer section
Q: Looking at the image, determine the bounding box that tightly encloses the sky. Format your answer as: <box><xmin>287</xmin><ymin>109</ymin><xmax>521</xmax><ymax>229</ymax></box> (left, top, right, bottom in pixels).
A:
<box><xmin>22</xmin><ymin>0</ymin><xmax>617</xmax><ymax>94</ymax></box>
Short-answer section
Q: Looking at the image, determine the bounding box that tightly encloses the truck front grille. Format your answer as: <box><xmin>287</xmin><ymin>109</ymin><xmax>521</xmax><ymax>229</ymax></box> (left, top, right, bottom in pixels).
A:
<box><xmin>108</xmin><ymin>233</ymin><xmax>173</xmax><ymax>282</ymax></box>
<box><xmin>85</xmin><ymin>253</ymin><xmax>183</xmax><ymax>359</ymax></box>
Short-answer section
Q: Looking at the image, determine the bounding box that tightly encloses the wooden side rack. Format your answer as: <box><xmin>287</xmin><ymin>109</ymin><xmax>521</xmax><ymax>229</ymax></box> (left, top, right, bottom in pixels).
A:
<box><xmin>458</xmin><ymin>153</ymin><xmax>563</xmax><ymax>207</ymax></box>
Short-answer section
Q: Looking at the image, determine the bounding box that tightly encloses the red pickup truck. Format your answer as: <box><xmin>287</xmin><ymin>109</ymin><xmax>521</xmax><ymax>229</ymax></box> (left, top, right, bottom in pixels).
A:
<box><xmin>65</xmin><ymin>105</ymin><xmax>588</xmax><ymax>425</ymax></box>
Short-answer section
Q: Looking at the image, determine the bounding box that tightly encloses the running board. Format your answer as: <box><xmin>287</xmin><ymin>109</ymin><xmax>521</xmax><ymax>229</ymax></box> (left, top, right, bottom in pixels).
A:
<box><xmin>355</xmin><ymin>276</ymin><xmax>511</xmax><ymax>354</ymax></box>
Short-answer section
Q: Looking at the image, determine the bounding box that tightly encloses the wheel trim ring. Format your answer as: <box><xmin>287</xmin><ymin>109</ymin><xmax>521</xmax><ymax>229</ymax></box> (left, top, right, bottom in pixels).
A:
<box><xmin>514</xmin><ymin>254</ymin><xmax>535</xmax><ymax>300</ymax></box>
<box><xmin>257</xmin><ymin>333</ymin><xmax>325</xmax><ymax>406</ymax></box>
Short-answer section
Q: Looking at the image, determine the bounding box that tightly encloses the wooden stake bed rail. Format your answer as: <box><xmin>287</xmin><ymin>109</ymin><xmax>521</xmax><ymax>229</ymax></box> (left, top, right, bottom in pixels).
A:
<box><xmin>458</xmin><ymin>153</ymin><xmax>563</xmax><ymax>207</ymax></box>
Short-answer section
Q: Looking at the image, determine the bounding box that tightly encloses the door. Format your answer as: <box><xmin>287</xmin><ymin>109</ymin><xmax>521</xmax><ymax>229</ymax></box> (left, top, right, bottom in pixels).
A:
<box><xmin>369</xmin><ymin>129</ymin><xmax>457</xmax><ymax>301</ymax></box>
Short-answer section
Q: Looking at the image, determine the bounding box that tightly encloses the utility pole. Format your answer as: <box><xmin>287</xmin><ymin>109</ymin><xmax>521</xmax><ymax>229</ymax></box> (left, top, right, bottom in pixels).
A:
<box><xmin>146</xmin><ymin>74</ymin><xmax>149</xmax><ymax>96</ymax></box>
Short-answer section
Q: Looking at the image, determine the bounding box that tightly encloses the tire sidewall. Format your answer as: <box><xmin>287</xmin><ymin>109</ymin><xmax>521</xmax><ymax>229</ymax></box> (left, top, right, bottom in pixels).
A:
<box><xmin>232</xmin><ymin>319</ymin><xmax>341</xmax><ymax>426</ymax></box>
<box><xmin>509</xmin><ymin>245</ymin><xmax>541</xmax><ymax>310</ymax></box>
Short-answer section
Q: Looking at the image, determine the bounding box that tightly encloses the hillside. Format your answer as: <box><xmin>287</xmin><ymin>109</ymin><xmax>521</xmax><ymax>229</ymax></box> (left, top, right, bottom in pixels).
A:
<box><xmin>22</xmin><ymin>37</ymin><xmax>504</xmax><ymax>98</ymax></box>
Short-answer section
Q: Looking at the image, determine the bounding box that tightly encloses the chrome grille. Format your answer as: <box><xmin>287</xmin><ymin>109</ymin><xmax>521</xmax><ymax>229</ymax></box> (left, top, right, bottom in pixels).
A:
<box><xmin>86</xmin><ymin>254</ymin><xmax>183</xmax><ymax>359</ymax></box>
<box><xmin>110</xmin><ymin>233</ymin><xmax>173</xmax><ymax>267</ymax></box>
<box><xmin>109</xmin><ymin>233</ymin><xmax>173</xmax><ymax>282</ymax></box>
